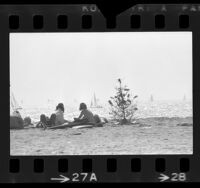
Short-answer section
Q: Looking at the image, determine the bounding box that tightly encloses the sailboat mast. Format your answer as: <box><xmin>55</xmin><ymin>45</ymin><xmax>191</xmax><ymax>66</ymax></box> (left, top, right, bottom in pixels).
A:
<box><xmin>94</xmin><ymin>93</ymin><xmax>97</xmax><ymax>106</ymax></box>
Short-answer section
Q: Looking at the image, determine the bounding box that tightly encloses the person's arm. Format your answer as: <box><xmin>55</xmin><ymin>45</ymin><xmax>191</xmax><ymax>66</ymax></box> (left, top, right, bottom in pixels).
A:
<box><xmin>78</xmin><ymin>110</ymin><xmax>84</xmax><ymax>119</ymax></box>
<box><xmin>64</xmin><ymin>119</ymin><xmax>70</xmax><ymax>123</ymax></box>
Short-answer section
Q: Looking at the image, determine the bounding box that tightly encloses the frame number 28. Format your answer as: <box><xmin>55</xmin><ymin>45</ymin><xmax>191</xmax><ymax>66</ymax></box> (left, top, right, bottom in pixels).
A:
<box><xmin>158</xmin><ymin>173</ymin><xmax>187</xmax><ymax>182</ymax></box>
<box><xmin>171</xmin><ymin>173</ymin><xmax>187</xmax><ymax>181</ymax></box>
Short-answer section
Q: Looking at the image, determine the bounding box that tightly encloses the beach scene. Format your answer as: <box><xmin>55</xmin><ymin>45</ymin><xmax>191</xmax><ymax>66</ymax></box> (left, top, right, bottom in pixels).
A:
<box><xmin>10</xmin><ymin>32</ymin><xmax>192</xmax><ymax>155</ymax></box>
<box><xmin>10</xmin><ymin>99</ymin><xmax>192</xmax><ymax>155</ymax></box>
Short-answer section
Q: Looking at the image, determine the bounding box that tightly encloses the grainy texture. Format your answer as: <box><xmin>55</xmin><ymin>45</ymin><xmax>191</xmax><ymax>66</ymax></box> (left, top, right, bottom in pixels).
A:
<box><xmin>10</xmin><ymin>117</ymin><xmax>192</xmax><ymax>155</ymax></box>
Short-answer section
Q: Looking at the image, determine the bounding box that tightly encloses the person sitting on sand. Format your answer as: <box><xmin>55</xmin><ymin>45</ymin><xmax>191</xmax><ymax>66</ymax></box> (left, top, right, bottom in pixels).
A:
<box><xmin>37</xmin><ymin>103</ymin><xmax>68</xmax><ymax>129</ymax></box>
<box><xmin>73</xmin><ymin>103</ymin><xmax>96</xmax><ymax>125</ymax></box>
<box><xmin>55</xmin><ymin>103</ymin><xmax>68</xmax><ymax>125</ymax></box>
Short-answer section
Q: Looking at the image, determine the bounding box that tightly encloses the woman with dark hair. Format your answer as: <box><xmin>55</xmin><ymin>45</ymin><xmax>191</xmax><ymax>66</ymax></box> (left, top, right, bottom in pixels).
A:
<box><xmin>55</xmin><ymin>103</ymin><xmax>67</xmax><ymax>125</ymax></box>
<box><xmin>37</xmin><ymin>103</ymin><xmax>68</xmax><ymax>129</ymax></box>
<box><xmin>56</xmin><ymin>103</ymin><xmax>64</xmax><ymax>112</ymax></box>
<box><xmin>73</xmin><ymin>103</ymin><xmax>95</xmax><ymax>125</ymax></box>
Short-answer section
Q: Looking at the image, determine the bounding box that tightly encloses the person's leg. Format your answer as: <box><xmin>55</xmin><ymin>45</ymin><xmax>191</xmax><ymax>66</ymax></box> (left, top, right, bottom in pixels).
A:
<box><xmin>40</xmin><ymin>114</ymin><xmax>47</xmax><ymax>124</ymax></box>
<box><xmin>36</xmin><ymin>121</ymin><xmax>42</xmax><ymax>128</ymax></box>
<box><xmin>40</xmin><ymin>114</ymin><xmax>47</xmax><ymax>129</ymax></box>
<box><xmin>49</xmin><ymin>113</ymin><xmax>56</xmax><ymax>126</ymax></box>
<box><xmin>94</xmin><ymin>114</ymin><xmax>101</xmax><ymax>123</ymax></box>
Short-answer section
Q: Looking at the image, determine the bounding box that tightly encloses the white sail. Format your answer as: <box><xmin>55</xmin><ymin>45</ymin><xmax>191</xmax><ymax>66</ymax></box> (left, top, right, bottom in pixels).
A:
<box><xmin>93</xmin><ymin>93</ymin><xmax>97</xmax><ymax>106</ymax></box>
<box><xmin>90</xmin><ymin>93</ymin><xmax>102</xmax><ymax>108</ymax></box>
<box><xmin>10</xmin><ymin>90</ymin><xmax>22</xmax><ymax>113</ymax></box>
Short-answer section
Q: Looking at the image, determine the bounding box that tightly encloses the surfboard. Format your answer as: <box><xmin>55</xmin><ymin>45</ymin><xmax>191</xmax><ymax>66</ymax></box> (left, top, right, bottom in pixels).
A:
<box><xmin>72</xmin><ymin>125</ymin><xmax>94</xmax><ymax>129</ymax></box>
<box><xmin>47</xmin><ymin>122</ymin><xmax>71</xmax><ymax>130</ymax></box>
<box><xmin>47</xmin><ymin>122</ymin><xmax>95</xmax><ymax>130</ymax></box>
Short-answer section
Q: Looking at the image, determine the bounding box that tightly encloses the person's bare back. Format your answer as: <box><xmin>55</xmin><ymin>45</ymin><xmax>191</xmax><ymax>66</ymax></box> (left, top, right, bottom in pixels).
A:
<box><xmin>79</xmin><ymin>109</ymin><xmax>95</xmax><ymax>124</ymax></box>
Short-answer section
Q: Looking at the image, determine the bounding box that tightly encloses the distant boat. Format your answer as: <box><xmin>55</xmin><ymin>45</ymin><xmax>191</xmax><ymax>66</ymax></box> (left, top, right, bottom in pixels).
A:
<box><xmin>90</xmin><ymin>93</ymin><xmax>103</xmax><ymax>108</ymax></box>
<box><xmin>10</xmin><ymin>90</ymin><xmax>22</xmax><ymax>113</ymax></box>
<box><xmin>150</xmin><ymin>95</ymin><xmax>154</xmax><ymax>102</ymax></box>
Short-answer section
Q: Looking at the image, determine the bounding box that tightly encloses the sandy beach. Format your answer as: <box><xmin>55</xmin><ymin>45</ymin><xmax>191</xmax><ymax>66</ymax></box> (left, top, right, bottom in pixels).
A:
<box><xmin>10</xmin><ymin>116</ymin><xmax>192</xmax><ymax>155</ymax></box>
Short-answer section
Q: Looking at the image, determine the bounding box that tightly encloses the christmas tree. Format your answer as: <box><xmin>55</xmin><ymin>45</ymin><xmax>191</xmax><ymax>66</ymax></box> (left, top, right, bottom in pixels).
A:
<box><xmin>108</xmin><ymin>79</ymin><xmax>138</xmax><ymax>125</ymax></box>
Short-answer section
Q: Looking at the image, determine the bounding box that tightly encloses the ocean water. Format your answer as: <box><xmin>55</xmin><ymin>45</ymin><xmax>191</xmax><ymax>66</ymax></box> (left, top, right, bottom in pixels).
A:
<box><xmin>18</xmin><ymin>100</ymin><xmax>192</xmax><ymax>123</ymax></box>
<box><xmin>136</xmin><ymin>100</ymin><xmax>192</xmax><ymax>118</ymax></box>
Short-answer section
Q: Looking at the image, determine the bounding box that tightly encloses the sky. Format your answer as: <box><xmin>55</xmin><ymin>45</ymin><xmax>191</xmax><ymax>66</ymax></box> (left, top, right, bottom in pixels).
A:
<box><xmin>10</xmin><ymin>32</ymin><xmax>192</xmax><ymax>108</ymax></box>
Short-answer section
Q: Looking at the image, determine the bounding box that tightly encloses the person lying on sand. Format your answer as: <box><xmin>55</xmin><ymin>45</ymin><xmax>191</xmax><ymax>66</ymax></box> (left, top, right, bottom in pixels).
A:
<box><xmin>10</xmin><ymin>110</ymin><xmax>33</xmax><ymax>129</ymax></box>
<box><xmin>36</xmin><ymin>103</ymin><xmax>69</xmax><ymax>129</ymax></box>
<box><xmin>10</xmin><ymin>110</ymin><xmax>24</xmax><ymax>129</ymax></box>
<box><xmin>12</xmin><ymin>110</ymin><xmax>22</xmax><ymax>118</ymax></box>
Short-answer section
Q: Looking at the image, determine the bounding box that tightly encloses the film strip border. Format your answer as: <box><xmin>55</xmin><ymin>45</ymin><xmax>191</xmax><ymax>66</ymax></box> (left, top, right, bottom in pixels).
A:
<box><xmin>0</xmin><ymin>4</ymin><xmax>200</xmax><ymax>183</ymax></box>
<box><xmin>8</xmin><ymin>13</ymin><xmax>191</xmax><ymax>30</ymax></box>
<box><xmin>7</xmin><ymin>156</ymin><xmax>200</xmax><ymax>182</ymax></box>
<box><xmin>1</xmin><ymin>4</ymin><xmax>200</xmax><ymax>31</ymax></box>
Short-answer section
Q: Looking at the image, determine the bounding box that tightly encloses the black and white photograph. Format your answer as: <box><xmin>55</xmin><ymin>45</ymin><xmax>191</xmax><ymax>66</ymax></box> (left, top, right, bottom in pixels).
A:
<box><xmin>10</xmin><ymin>32</ymin><xmax>193</xmax><ymax>155</ymax></box>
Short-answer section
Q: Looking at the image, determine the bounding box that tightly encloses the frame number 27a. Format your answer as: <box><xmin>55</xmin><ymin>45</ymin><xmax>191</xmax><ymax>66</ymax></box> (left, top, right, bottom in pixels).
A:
<box><xmin>51</xmin><ymin>173</ymin><xmax>97</xmax><ymax>183</ymax></box>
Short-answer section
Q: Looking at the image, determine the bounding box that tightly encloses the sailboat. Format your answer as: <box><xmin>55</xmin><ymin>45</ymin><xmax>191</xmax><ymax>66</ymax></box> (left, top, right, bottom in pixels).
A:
<box><xmin>90</xmin><ymin>93</ymin><xmax>102</xmax><ymax>108</ymax></box>
<box><xmin>10</xmin><ymin>90</ymin><xmax>22</xmax><ymax>114</ymax></box>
